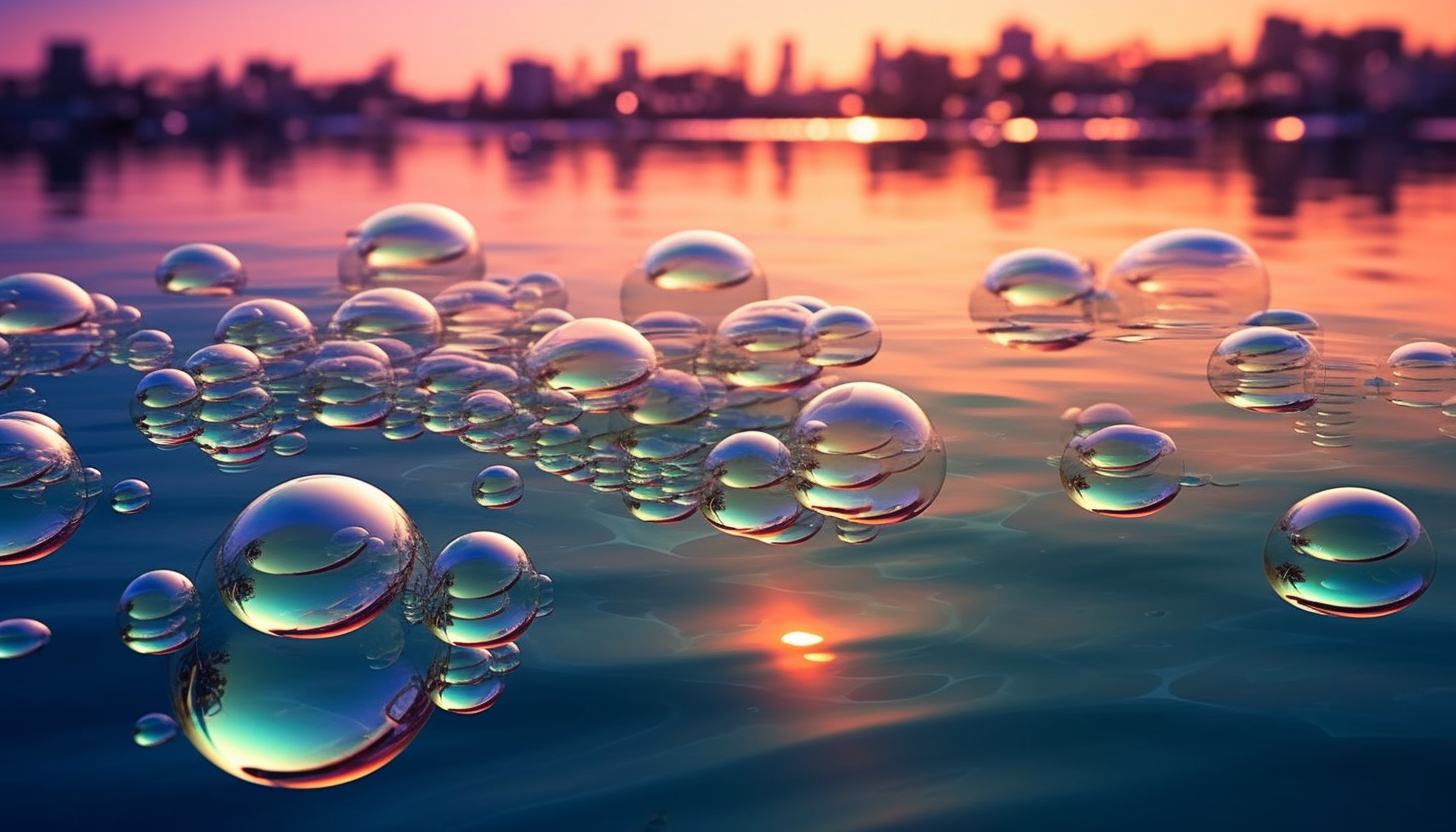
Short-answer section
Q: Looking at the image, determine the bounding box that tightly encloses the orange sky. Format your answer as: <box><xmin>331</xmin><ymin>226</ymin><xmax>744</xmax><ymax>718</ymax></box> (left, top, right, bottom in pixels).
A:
<box><xmin>1</xmin><ymin>0</ymin><xmax>1452</xmax><ymax>96</ymax></box>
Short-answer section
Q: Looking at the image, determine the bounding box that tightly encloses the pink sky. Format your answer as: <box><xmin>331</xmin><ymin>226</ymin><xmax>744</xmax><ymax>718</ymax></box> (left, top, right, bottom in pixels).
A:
<box><xmin>1</xmin><ymin>0</ymin><xmax>1451</xmax><ymax>96</ymax></box>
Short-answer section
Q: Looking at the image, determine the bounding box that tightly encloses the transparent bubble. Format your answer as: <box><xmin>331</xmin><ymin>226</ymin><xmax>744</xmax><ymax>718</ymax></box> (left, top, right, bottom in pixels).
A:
<box><xmin>630</xmin><ymin>310</ymin><xmax>709</xmax><ymax>370</ymax></box>
<box><xmin>110</xmin><ymin>478</ymin><xmax>152</xmax><ymax>514</ymax></box>
<box><xmin>1264</xmin><ymin>487</ymin><xmax>1435</xmax><ymax>617</ymax></box>
<box><xmin>427</xmin><ymin>645</ymin><xmax>508</xmax><ymax>714</ymax></box>
<box><xmin>133</xmin><ymin>712</ymin><xmax>179</xmax><ymax>747</ymax></box>
<box><xmin>170</xmin><ymin>588</ymin><xmax>435</xmax><ymax>788</ymax></box>
<box><xmin>120</xmin><ymin>329</ymin><xmax>175</xmax><ymax>373</ymax></box>
<box><xmin>472</xmin><ymin>465</ymin><xmax>524</xmax><ymax>509</ymax></box>
<box><xmin>0</xmin><ymin>415</ymin><xmax>86</xmax><ymax>566</ymax></box>
<box><xmin>1240</xmin><ymin>308</ymin><xmax>1322</xmax><ymax>340</ymax></box>
<box><xmin>133</xmin><ymin>368</ymin><xmax>199</xmax><ymax>409</ymax></box>
<box><xmin>184</xmin><ymin>343</ymin><xmax>264</xmax><ymax>385</ymax></box>
<box><xmin>1108</xmin><ymin>228</ymin><xmax>1269</xmax><ymax>329</ymax></box>
<box><xmin>339</xmin><ymin>202</ymin><xmax>485</xmax><ymax>293</ymax></box>
<box><xmin>701</xmin><ymin>481</ymin><xmax>807</xmax><ymax>539</ymax></box>
<box><xmin>523</xmin><ymin>317</ymin><xmax>657</xmax><ymax>406</ymax></box>
<box><xmin>328</xmin><ymin>288</ymin><xmax>442</xmax><ymax>357</ymax></box>
<box><xmin>424</xmin><ymin>531</ymin><xmax>543</xmax><ymax>648</ymax></box>
<box><xmin>1207</xmin><ymin>326</ymin><xmax>1320</xmax><ymax>413</ymax></box>
<box><xmin>0</xmin><ymin>618</ymin><xmax>50</xmax><ymax>658</ymax></box>
<box><xmin>215</xmin><ymin>299</ymin><xmax>316</xmax><ymax>361</ymax></box>
<box><xmin>706</xmin><ymin>431</ymin><xmax>792</xmax><ymax>489</ymax></box>
<box><xmin>0</xmin><ymin>272</ymin><xmax>95</xmax><ymax>335</ymax></box>
<box><xmin>432</xmin><ymin>280</ymin><xmax>518</xmax><ymax>353</ymax></box>
<box><xmin>509</xmin><ymin>271</ymin><xmax>569</xmax><ymax>314</ymax></box>
<box><xmin>805</xmin><ymin>305</ymin><xmax>881</xmax><ymax>367</ymax></box>
<box><xmin>304</xmin><ymin>344</ymin><xmax>395</xmax><ymax>429</ymax></box>
<box><xmin>1066</xmin><ymin>402</ymin><xmax>1137</xmax><ymax>438</ymax></box>
<box><xmin>1059</xmin><ymin>424</ymin><xmax>1183</xmax><ymax>517</ymax></box>
<box><xmin>271</xmin><ymin>432</ymin><xmax>308</xmax><ymax>457</ymax></box>
<box><xmin>155</xmin><ymin>243</ymin><xmax>248</xmax><ymax>296</ymax></box>
<box><xmin>706</xmin><ymin>300</ymin><xmax>819</xmax><ymax>389</ymax></box>
<box><xmin>117</xmin><ymin>569</ymin><xmax>200</xmax><ymax>655</ymax></box>
<box><xmin>1379</xmin><ymin>341</ymin><xmax>1456</xmax><ymax>408</ymax></box>
<box><xmin>836</xmin><ymin>521</ymin><xmax>880</xmax><ymax>545</ymax></box>
<box><xmin>621</xmin><ymin>230</ymin><xmax>769</xmax><ymax>327</ymax></box>
<box><xmin>215</xmin><ymin>475</ymin><xmax>426</xmax><ymax>639</ymax></box>
<box><xmin>969</xmin><ymin>248</ymin><xmax>1098</xmax><ymax>350</ymax></box>
<box><xmin>0</xmin><ymin>410</ymin><xmax>65</xmax><ymax>436</ymax></box>
<box><xmin>626</xmin><ymin>369</ymin><xmax>709</xmax><ymax>425</ymax></box>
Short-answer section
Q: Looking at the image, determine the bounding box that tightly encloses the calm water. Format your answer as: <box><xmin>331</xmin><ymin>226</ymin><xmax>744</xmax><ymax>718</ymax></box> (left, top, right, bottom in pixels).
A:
<box><xmin>3</xmin><ymin>125</ymin><xmax>1456</xmax><ymax>830</ymax></box>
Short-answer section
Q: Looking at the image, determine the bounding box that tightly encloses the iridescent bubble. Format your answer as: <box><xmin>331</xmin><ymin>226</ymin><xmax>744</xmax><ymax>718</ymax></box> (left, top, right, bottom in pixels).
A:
<box><xmin>1207</xmin><ymin>326</ymin><xmax>1320</xmax><ymax>413</ymax></box>
<box><xmin>1108</xmin><ymin>229</ymin><xmax>1269</xmax><ymax>329</ymax></box>
<box><xmin>424</xmin><ymin>531</ymin><xmax>544</xmax><ymax>648</ymax></box>
<box><xmin>133</xmin><ymin>712</ymin><xmax>179</xmax><ymax>747</ymax></box>
<box><xmin>339</xmin><ymin>202</ymin><xmax>485</xmax><ymax>292</ymax></box>
<box><xmin>1265</xmin><ymin>487</ymin><xmax>1435</xmax><ymax>617</ymax></box>
<box><xmin>1379</xmin><ymin>341</ymin><xmax>1456</xmax><ymax>408</ymax></box>
<box><xmin>717</xmin><ymin>299</ymin><xmax>811</xmax><ymax>353</ymax></box>
<box><xmin>835</xmin><ymin>521</ymin><xmax>880</xmax><ymax>544</ymax></box>
<box><xmin>155</xmin><ymin>243</ymin><xmax>248</xmax><ymax>296</ymax></box>
<box><xmin>110</xmin><ymin>478</ymin><xmax>151</xmax><ymax>514</ymax></box>
<box><xmin>271</xmin><ymin>432</ymin><xmax>308</xmax><ymax>457</ymax></box>
<box><xmin>472</xmin><ymin>465</ymin><xmax>524</xmax><ymax>509</ymax></box>
<box><xmin>117</xmin><ymin>569</ymin><xmax>200</xmax><ymax>655</ymax></box>
<box><xmin>626</xmin><ymin>369</ymin><xmax>709</xmax><ymax>425</ymax></box>
<box><xmin>170</xmin><ymin>589</ymin><xmax>435</xmax><ymax>788</ymax></box>
<box><xmin>304</xmin><ymin>343</ymin><xmax>395</xmax><ymax>429</ymax></box>
<box><xmin>969</xmin><ymin>248</ymin><xmax>1098</xmax><ymax>350</ymax></box>
<box><xmin>328</xmin><ymin>288</ymin><xmax>442</xmax><ymax>357</ymax></box>
<box><xmin>0</xmin><ymin>415</ymin><xmax>86</xmax><ymax>566</ymax></box>
<box><xmin>1240</xmin><ymin>308</ymin><xmax>1322</xmax><ymax>339</ymax></box>
<box><xmin>0</xmin><ymin>272</ymin><xmax>95</xmax><ymax>335</ymax></box>
<box><xmin>523</xmin><ymin>317</ymin><xmax>657</xmax><ymax>407</ymax></box>
<box><xmin>630</xmin><ymin>310</ymin><xmax>709</xmax><ymax>370</ymax></box>
<box><xmin>427</xmin><ymin>645</ymin><xmax>509</xmax><ymax>714</ymax></box>
<box><xmin>432</xmin><ymin>280</ymin><xmax>517</xmax><ymax>352</ymax></box>
<box><xmin>0</xmin><ymin>618</ymin><xmax>50</xmax><ymax>658</ymax></box>
<box><xmin>184</xmin><ymin>343</ymin><xmax>264</xmax><ymax>386</ymax></box>
<box><xmin>701</xmin><ymin>481</ymin><xmax>807</xmax><ymax>539</ymax></box>
<box><xmin>1059</xmin><ymin>425</ymin><xmax>1183</xmax><ymax>517</ymax></box>
<box><xmin>509</xmin><ymin>271</ymin><xmax>569</xmax><ymax>314</ymax></box>
<box><xmin>1066</xmin><ymin>402</ymin><xmax>1137</xmax><ymax>438</ymax></box>
<box><xmin>806</xmin><ymin>305</ymin><xmax>881</xmax><ymax>366</ymax></box>
<box><xmin>122</xmin><ymin>329</ymin><xmax>175</xmax><ymax>373</ymax></box>
<box><xmin>706</xmin><ymin>431</ymin><xmax>792</xmax><ymax>489</ymax></box>
<box><xmin>707</xmin><ymin>300</ymin><xmax>819</xmax><ymax>389</ymax></box>
<box><xmin>214</xmin><ymin>475</ymin><xmax>426</xmax><ymax>639</ymax></box>
<box><xmin>215</xmin><ymin>299</ymin><xmax>316</xmax><ymax>361</ymax></box>
<box><xmin>621</xmin><ymin>230</ymin><xmax>769</xmax><ymax>326</ymax></box>
<box><xmin>134</xmin><ymin>368</ymin><xmax>199</xmax><ymax>409</ymax></box>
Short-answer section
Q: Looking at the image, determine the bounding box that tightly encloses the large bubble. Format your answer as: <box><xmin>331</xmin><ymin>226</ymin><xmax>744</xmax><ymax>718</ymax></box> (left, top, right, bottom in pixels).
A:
<box><xmin>214</xmin><ymin>475</ymin><xmax>426</xmax><ymax>638</ymax></box>
<box><xmin>339</xmin><ymin>203</ymin><xmax>485</xmax><ymax>293</ymax></box>
<box><xmin>1059</xmin><ymin>424</ymin><xmax>1183</xmax><ymax>517</ymax></box>
<box><xmin>621</xmin><ymin>230</ymin><xmax>769</xmax><ymax>326</ymax></box>
<box><xmin>327</xmin><ymin>287</ymin><xmax>443</xmax><ymax>357</ymax></box>
<box><xmin>0</xmin><ymin>618</ymin><xmax>51</xmax><ymax>659</ymax></box>
<box><xmin>1207</xmin><ymin>326</ymin><xmax>1320</xmax><ymax>413</ymax></box>
<box><xmin>423</xmin><ymin>531</ymin><xmax>548</xmax><ymax>648</ymax></box>
<box><xmin>969</xmin><ymin>248</ymin><xmax>1099</xmax><ymax>351</ymax></box>
<box><xmin>1264</xmin><ymin>487</ymin><xmax>1435</xmax><ymax>617</ymax></box>
<box><xmin>0</xmin><ymin>272</ymin><xmax>95</xmax><ymax>335</ymax></box>
<box><xmin>1107</xmin><ymin>229</ymin><xmax>1269</xmax><ymax>329</ymax></box>
<box><xmin>0</xmin><ymin>413</ymin><xmax>87</xmax><ymax>566</ymax></box>
<box><xmin>523</xmin><ymin>317</ymin><xmax>657</xmax><ymax>408</ymax></box>
<box><xmin>155</xmin><ymin>243</ymin><xmax>248</xmax><ymax>296</ymax></box>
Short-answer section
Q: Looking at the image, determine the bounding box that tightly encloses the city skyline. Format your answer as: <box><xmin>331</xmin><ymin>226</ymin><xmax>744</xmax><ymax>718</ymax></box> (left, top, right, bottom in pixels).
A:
<box><xmin>0</xmin><ymin>0</ymin><xmax>1451</xmax><ymax>96</ymax></box>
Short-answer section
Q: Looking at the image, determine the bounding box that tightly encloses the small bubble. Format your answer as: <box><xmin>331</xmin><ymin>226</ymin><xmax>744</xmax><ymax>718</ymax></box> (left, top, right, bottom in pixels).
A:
<box><xmin>117</xmin><ymin>569</ymin><xmax>200</xmax><ymax>655</ymax></box>
<box><xmin>122</xmin><ymin>329</ymin><xmax>176</xmax><ymax>373</ymax></box>
<box><xmin>0</xmin><ymin>617</ymin><xmax>50</xmax><ymax>658</ymax></box>
<box><xmin>424</xmin><ymin>531</ymin><xmax>544</xmax><ymax>648</ymax></box>
<box><xmin>271</xmin><ymin>431</ymin><xmax>308</xmax><ymax>457</ymax></box>
<box><xmin>155</xmin><ymin>243</ymin><xmax>247</xmax><ymax>296</ymax></box>
<box><xmin>110</xmin><ymin>478</ymin><xmax>151</xmax><ymax>514</ymax></box>
<box><xmin>523</xmin><ymin>317</ymin><xmax>657</xmax><ymax>409</ymax></box>
<box><xmin>1379</xmin><ymin>341</ymin><xmax>1456</xmax><ymax>409</ymax></box>
<box><xmin>1069</xmin><ymin>402</ymin><xmax>1137</xmax><ymax>438</ymax></box>
<box><xmin>1059</xmin><ymin>425</ymin><xmax>1183</xmax><ymax>517</ymax></box>
<box><xmin>328</xmin><ymin>288</ymin><xmax>443</xmax><ymax>357</ymax></box>
<box><xmin>472</xmin><ymin>465</ymin><xmax>524</xmax><ymax>509</ymax></box>
<box><xmin>621</xmin><ymin>230</ymin><xmax>769</xmax><ymax>327</ymax></box>
<box><xmin>428</xmin><ymin>646</ymin><xmax>508</xmax><ymax>714</ymax></box>
<box><xmin>133</xmin><ymin>712</ymin><xmax>178</xmax><ymax>747</ymax></box>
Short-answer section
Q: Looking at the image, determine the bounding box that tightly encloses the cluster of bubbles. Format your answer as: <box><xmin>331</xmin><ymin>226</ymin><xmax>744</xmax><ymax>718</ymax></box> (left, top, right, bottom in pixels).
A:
<box><xmin>124</xmin><ymin>208</ymin><xmax>944</xmax><ymax>546</ymax></box>
<box><xmin>114</xmin><ymin>474</ymin><xmax>551</xmax><ymax>785</ymax></box>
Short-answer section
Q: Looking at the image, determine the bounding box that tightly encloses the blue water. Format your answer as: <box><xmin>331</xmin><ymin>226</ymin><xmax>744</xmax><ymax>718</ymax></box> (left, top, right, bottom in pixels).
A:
<box><xmin>3</xmin><ymin>127</ymin><xmax>1456</xmax><ymax>830</ymax></box>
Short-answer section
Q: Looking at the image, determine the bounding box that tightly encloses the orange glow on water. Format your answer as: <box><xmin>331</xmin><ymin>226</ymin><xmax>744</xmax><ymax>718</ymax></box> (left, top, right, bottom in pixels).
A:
<box><xmin>1002</xmin><ymin>117</ymin><xmax>1039</xmax><ymax>143</ymax></box>
<box><xmin>781</xmin><ymin>631</ymin><xmax>825</xmax><ymax>647</ymax></box>
<box><xmin>1270</xmin><ymin>116</ymin><xmax>1307</xmax><ymax>142</ymax></box>
<box><xmin>802</xmin><ymin>652</ymin><xmax>837</xmax><ymax>663</ymax></box>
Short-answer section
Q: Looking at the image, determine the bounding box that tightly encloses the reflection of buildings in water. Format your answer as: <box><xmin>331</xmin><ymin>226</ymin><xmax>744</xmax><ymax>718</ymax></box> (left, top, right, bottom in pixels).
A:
<box><xmin>609</xmin><ymin>137</ymin><xmax>643</xmax><ymax>192</ymax></box>
<box><xmin>504</xmin><ymin>132</ymin><xmax>556</xmax><ymax>189</ymax></box>
<box><xmin>979</xmin><ymin>142</ymin><xmax>1034</xmax><ymax>209</ymax></box>
<box><xmin>864</xmin><ymin>140</ymin><xmax>953</xmax><ymax>195</ymax></box>
<box><xmin>773</xmin><ymin>140</ymin><xmax>793</xmax><ymax>197</ymax></box>
<box><xmin>1252</xmin><ymin>140</ymin><xmax>1304</xmax><ymax>217</ymax></box>
<box><xmin>42</xmin><ymin>141</ymin><xmax>86</xmax><ymax>218</ymax></box>
<box><xmin>239</xmin><ymin>134</ymin><xmax>296</xmax><ymax>190</ymax></box>
<box><xmin>1350</xmin><ymin>137</ymin><xmax>1400</xmax><ymax>215</ymax></box>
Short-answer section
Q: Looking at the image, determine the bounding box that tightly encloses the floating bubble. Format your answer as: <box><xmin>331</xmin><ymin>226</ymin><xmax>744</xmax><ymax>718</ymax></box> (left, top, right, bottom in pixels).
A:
<box><xmin>707</xmin><ymin>300</ymin><xmax>820</xmax><ymax>389</ymax></box>
<box><xmin>424</xmin><ymin>531</ymin><xmax>545</xmax><ymax>648</ymax></box>
<box><xmin>121</xmin><ymin>329</ymin><xmax>175</xmax><ymax>373</ymax></box>
<box><xmin>0</xmin><ymin>415</ymin><xmax>86</xmax><ymax>565</ymax></box>
<box><xmin>215</xmin><ymin>299</ymin><xmax>316</xmax><ymax>361</ymax></box>
<box><xmin>133</xmin><ymin>712</ymin><xmax>179</xmax><ymax>747</ymax></box>
<box><xmin>117</xmin><ymin>569</ymin><xmax>201</xmax><ymax>655</ymax></box>
<box><xmin>0</xmin><ymin>618</ymin><xmax>50</xmax><ymax>658</ymax></box>
<box><xmin>630</xmin><ymin>310</ymin><xmax>709</xmax><ymax>370</ymax></box>
<box><xmin>701</xmin><ymin>481</ymin><xmax>807</xmax><ymax>539</ymax></box>
<box><xmin>509</xmin><ymin>271</ymin><xmax>569</xmax><ymax>314</ymax></box>
<box><xmin>1059</xmin><ymin>424</ymin><xmax>1183</xmax><ymax>517</ymax></box>
<box><xmin>304</xmin><ymin>343</ymin><xmax>395</xmax><ymax>429</ymax></box>
<box><xmin>835</xmin><ymin>521</ymin><xmax>880</xmax><ymax>544</ymax></box>
<box><xmin>1108</xmin><ymin>228</ymin><xmax>1269</xmax><ymax>329</ymax></box>
<box><xmin>626</xmin><ymin>369</ymin><xmax>709</xmax><ymax>425</ymax></box>
<box><xmin>339</xmin><ymin>202</ymin><xmax>485</xmax><ymax>292</ymax></box>
<box><xmin>621</xmin><ymin>230</ymin><xmax>769</xmax><ymax>326</ymax></box>
<box><xmin>155</xmin><ymin>243</ymin><xmax>248</xmax><ymax>296</ymax></box>
<box><xmin>969</xmin><ymin>248</ymin><xmax>1099</xmax><ymax>350</ymax></box>
<box><xmin>1066</xmin><ymin>402</ymin><xmax>1137</xmax><ymax>438</ymax></box>
<box><xmin>134</xmin><ymin>368</ymin><xmax>199</xmax><ymax>409</ymax></box>
<box><xmin>427</xmin><ymin>645</ymin><xmax>509</xmax><ymax>714</ymax></box>
<box><xmin>184</xmin><ymin>343</ymin><xmax>264</xmax><ymax>386</ymax></box>
<box><xmin>1240</xmin><ymin>308</ymin><xmax>1322</xmax><ymax>342</ymax></box>
<box><xmin>706</xmin><ymin>431</ymin><xmax>791</xmax><ymax>489</ymax></box>
<box><xmin>432</xmin><ymin>280</ymin><xmax>518</xmax><ymax>353</ymax></box>
<box><xmin>806</xmin><ymin>305</ymin><xmax>881</xmax><ymax>366</ymax></box>
<box><xmin>271</xmin><ymin>432</ymin><xmax>308</xmax><ymax>457</ymax></box>
<box><xmin>214</xmin><ymin>475</ymin><xmax>426</xmax><ymax>639</ymax></box>
<box><xmin>328</xmin><ymin>288</ymin><xmax>442</xmax><ymax>357</ymax></box>
<box><xmin>110</xmin><ymin>478</ymin><xmax>152</xmax><ymax>514</ymax></box>
<box><xmin>0</xmin><ymin>272</ymin><xmax>95</xmax><ymax>335</ymax></box>
<box><xmin>1207</xmin><ymin>326</ymin><xmax>1320</xmax><ymax>413</ymax></box>
<box><xmin>472</xmin><ymin>465</ymin><xmax>524</xmax><ymax>509</ymax></box>
<box><xmin>523</xmin><ymin>317</ymin><xmax>657</xmax><ymax>407</ymax></box>
<box><xmin>1265</xmin><ymin>487</ymin><xmax>1435</xmax><ymax>617</ymax></box>
<box><xmin>1379</xmin><ymin>341</ymin><xmax>1456</xmax><ymax>408</ymax></box>
<box><xmin>170</xmin><ymin>588</ymin><xmax>435</xmax><ymax>788</ymax></box>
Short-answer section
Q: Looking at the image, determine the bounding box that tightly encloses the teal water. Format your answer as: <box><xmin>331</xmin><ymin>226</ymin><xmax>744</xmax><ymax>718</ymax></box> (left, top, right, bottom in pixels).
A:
<box><xmin>2</xmin><ymin>127</ymin><xmax>1456</xmax><ymax>830</ymax></box>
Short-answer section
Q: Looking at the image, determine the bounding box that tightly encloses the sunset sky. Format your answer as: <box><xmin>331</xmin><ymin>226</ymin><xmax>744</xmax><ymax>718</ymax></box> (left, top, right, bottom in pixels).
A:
<box><xmin>1</xmin><ymin>0</ymin><xmax>1451</xmax><ymax>96</ymax></box>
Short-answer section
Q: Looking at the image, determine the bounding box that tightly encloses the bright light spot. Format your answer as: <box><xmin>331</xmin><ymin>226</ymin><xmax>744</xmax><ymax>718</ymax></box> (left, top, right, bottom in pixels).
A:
<box><xmin>996</xmin><ymin>54</ymin><xmax>1025</xmax><ymax>81</ymax></box>
<box><xmin>1100</xmin><ymin>91</ymin><xmax>1133</xmax><ymax>116</ymax></box>
<box><xmin>615</xmin><ymin>90</ymin><xmax>639</xmax><ymax>116</ymax></box>
<box><xmin>1270</xmin><ymin>116</ymin><xmax>1306</xmax><ymax>142</ymax></box>
<box><xmin>837</xmin><ymin>93</ymin><xmax>864</xmax><ymax>117</ymax></box>
<box><xmin>160</xmin><ymin>110</ymin><xmax>188</xmax><ymax>137</ymax></box>
<box><xmin>803</xmin><ymin>652</ymin><xmax>837</xmax><ymax>663</ymax></box>
<box><xmin>983</xmin><ymin>99</ymin><xmax>1013</xmax><ymax>122</ymax></box>
<box><xmin>941</xmin><ymin>94</ymin><xmax>967</xmax><ymax>119</ymax></box>
<box><xmin>846</xmin><ymin>116</ymin><xmax>879</xmax><ymax>144</ymax></box>
<box><xmin>1002</xmin><ymin>117</ymin><xmax>1038</xmax><ymax>143</ymax></box>
<box><xmin>1083</xmin><ymin>117</ymin><xmax>1110</xmax><ymax>141</ymax></box>
<box><xmin>805</xmin><ymin>117</ymin><xmax>830</xmax><ymax>142</ymax></box>
<box><xmin>781</xmin><ymin>631</ymin><xmax>824</xmax><ymax>647</ymax></box>
<box><xmin>1051</xmin><ymin>91</ymin><xmax>1077</xmax><ymax>115</ymax></box>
